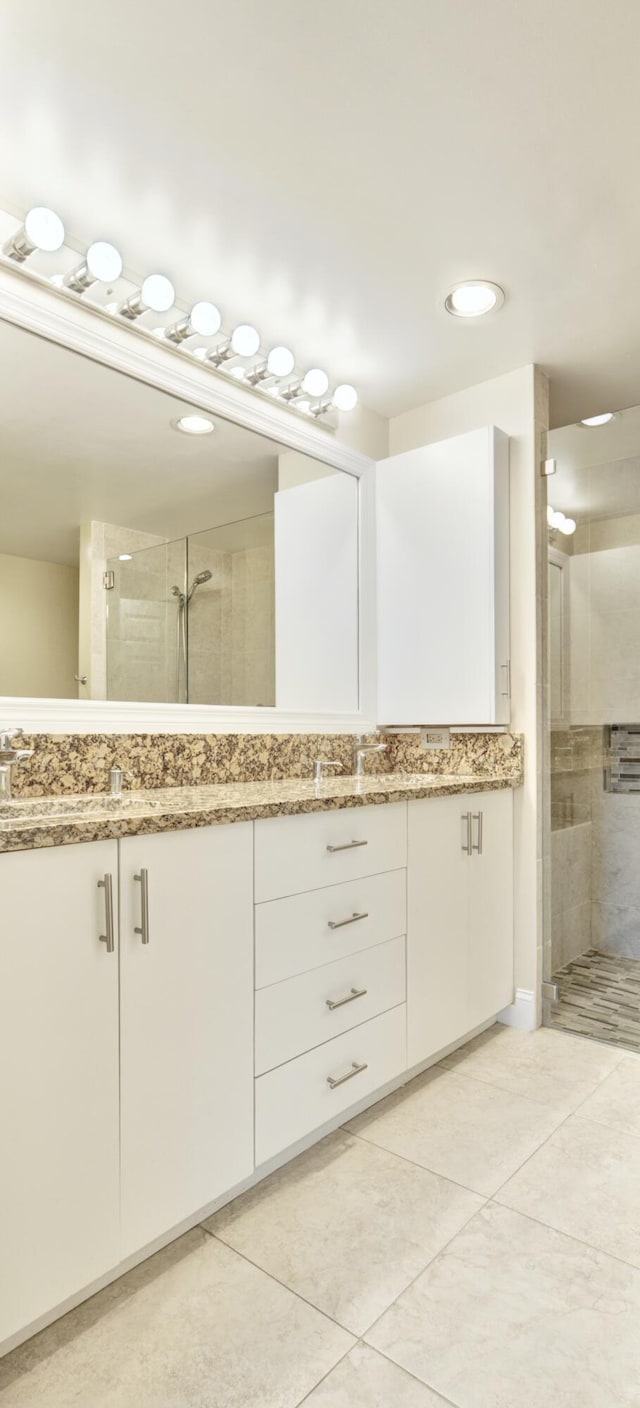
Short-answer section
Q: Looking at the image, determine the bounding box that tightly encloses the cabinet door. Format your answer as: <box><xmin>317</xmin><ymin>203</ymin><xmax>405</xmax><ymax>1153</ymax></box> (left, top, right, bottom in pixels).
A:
<box><xmin>468</xmin><ymin>790</ymin><xmax>514</xmax><ymax>1027</ymax></box>
<box><xmin>407</xmin><ymin>796</ymin><xmax>470</xmax><ymax>1066</ymax></box>
<box><xmin>376</xmin><ymin>425</ymin><xmax>510</xmax><ymax>725</ymax></box>
<box><xmin>119</xmin><ymin>823</ymin><xmax>254</xmax><ymax>1257</ymax></box>
<box><xmin>0</xmin><ymin>841</ymin><xmax>120</xmax><ymax>1346</ymax></box>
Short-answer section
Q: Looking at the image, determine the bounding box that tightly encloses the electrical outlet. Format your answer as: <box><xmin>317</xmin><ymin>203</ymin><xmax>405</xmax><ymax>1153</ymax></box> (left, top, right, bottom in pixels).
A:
<box><xmin>420</xmin><ymin>728</ymin><xmax>451</xmax><ymax>749</ymax></box>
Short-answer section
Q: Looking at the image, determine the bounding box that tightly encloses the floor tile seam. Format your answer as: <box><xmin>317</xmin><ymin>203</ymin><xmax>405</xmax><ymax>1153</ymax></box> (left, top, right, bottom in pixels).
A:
<box><xmin>364</xmin><ymin>1340</ymin><xmax>459</xmax><ymax>1405</ymax></box>
<box><xmin>292</xmin><ymin>1342</ymin><xmax>357</xmax><ymax>1407</ymax></box>
<box><xmin>485</xmin><ymin>1195</ymin><xmax>640</xmax><ymax>1274</ymax></box>
<box><xmin>485</xmin><ymin>1103</ymin><xmax>577</xmax><ymax>1201</ymax></box>
<box><xmin>200</xmin><ymin>1222</ymin><xmax>358</xmax><ymax>1340</ymax></box>
<box><xmin>345</xmin><ymin>1127</ymin><xmax>492</xmax><ymax>1199</ymax></box>
<box><xmin>356</xmin><ymin>1194</ymin><xmax>491</xmax><ymax>1343</ymax></box>
<box><xmin>426</xmin><ymin>1054</ymin><xmax>626</xmax><ymax>1114</ymax></box>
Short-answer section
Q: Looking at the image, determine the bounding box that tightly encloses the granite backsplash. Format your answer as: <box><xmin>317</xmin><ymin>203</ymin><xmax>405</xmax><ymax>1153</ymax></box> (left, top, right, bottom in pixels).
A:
<box><xmin>11</xmin><ymin>731</ymin><xmax>524</xmax><ymax>797</ymax></box>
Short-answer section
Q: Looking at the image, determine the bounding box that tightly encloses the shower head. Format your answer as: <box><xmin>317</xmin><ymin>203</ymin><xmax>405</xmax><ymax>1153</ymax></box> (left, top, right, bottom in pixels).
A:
<box><xmin>186</xmin><ymin>568</ymin><xmax>213</xmax><ymax>602</ymax></box>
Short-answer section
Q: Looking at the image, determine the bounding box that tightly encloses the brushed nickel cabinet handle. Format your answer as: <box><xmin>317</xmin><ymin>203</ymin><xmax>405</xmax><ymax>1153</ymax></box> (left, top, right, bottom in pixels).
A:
<box><xmin>326</xmin><ymin>986</ymin><xmax>368</xmax><ymax>1011</ymax></box>
<box><xmin>327</xmin><ymin>910</ymin><xmax>369</xmax><ymax>930</ymax></box>
<box><xmin>501</xmin><ymin>660</ymin><xmax>511</xmax><ymax>697</ymax></box>
<box><xmin>472</xmin><ymin>812</ymin><xmax>484</xmax><ymax>855</ymax></box>
<box><xmin>461</xmin><ymin>812</ymin><xmax>472</xmax><ymax>854</ymax></box>
<box><xmin>326</xmin><ymin>839</ymin><xmax>368</xmax><ymax>853</ymax></box>
<box><xmin>134</xmin><ymin>868</ymin><xmax>150</xmax><ymax>944</ymax></box>
<box><xmin>98</xmin><ymin>874</ymin><xmax>115</xmax><ymax>953</ymax></box>
<box><xmin>327</xmin><ymin>1060</ymin><xmax>369</xmax><ymax>1089</ymax></box>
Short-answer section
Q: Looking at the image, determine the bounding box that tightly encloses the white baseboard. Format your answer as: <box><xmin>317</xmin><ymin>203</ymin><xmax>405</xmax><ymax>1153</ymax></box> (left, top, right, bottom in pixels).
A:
<box><xmin>497</xmin><ymin>988</ymin><xmax>537</xmax><ymax>1032</ymax></box>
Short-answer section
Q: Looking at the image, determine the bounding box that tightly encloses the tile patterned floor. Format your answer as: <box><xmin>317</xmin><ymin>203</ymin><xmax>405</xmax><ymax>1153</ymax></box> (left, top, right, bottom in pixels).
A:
<box><xmin>2</xmin><ymin>1023</ymin><xmax>640</xmax><ymax>1406</ymax></box>
<box><xmin>551</xmin><ymin>947</ymin><xmax>640</xmax><ymax>1051</ymax></box>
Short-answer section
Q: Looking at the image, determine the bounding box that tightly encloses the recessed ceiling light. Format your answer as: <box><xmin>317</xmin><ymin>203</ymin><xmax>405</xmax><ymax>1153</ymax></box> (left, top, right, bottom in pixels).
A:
<box><xmin>444</xmin><ymin>280</ymin><xmax>505</xmax><ymax>318</ymax></box>
<box><xmin>173</xmin><ymin>415</ymin><xmax>215</xmax><ymax>435</ymax></box>
<box><xmin>118</xmin><ymin>553</ymin><xmax>133</xmax><ymax>561</ymax></box>
<box><xmin>580</xmin><ymin>413</ymin><xmax>614</xmax><ymax>426</ymax></box>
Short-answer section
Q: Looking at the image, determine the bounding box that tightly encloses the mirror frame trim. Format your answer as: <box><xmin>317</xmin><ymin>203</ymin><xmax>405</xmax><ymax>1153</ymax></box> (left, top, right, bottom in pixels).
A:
<box><xmin>0</xmin><ymin>264</ymin><xmax>376</xmax><ymax>734</ymax></box>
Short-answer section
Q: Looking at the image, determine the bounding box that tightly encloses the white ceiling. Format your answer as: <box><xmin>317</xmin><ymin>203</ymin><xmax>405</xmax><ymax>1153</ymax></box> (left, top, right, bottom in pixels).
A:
<box><xmin>550</xmin><ymin>407</ymin><xmax>640</xmax><ymax>520</ymax></box>
<box><xmin>1</xmin><ymin>1</ymin><xmax>640</xmax><ymax>428</ymax></box>
<box><xmin>0</xmin><ymin>320</ymin><xmax>285</xmax><ymax>565</ymax></box>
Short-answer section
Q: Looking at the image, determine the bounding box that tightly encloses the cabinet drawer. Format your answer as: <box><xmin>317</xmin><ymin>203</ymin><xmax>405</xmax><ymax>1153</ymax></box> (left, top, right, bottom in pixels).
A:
<box><xmin>255</xmin><ymin>868</ymin><xmax>406</xmax><ymax>988</ymax></box>
<box><xmin>255</xmin><ymin>1004</ymin><xmax>407</xmax><ymax>1165</ymax></box>
<box><xmin>254</xmin><ymin>802</ymin><xmax>407</xmax><ymax>902</ymax></box>
<box><xmin>255</xmin><ymin>934</ymin><xmax>406</xmax><ymax>1075</ymax></box>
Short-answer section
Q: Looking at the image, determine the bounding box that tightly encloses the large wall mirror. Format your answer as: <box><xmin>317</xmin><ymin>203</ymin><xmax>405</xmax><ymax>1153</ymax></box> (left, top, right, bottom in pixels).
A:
<box><xmin>0</xmin><ymin>319</ymin><xmax>360</xmax><ymax>714</ymax></box>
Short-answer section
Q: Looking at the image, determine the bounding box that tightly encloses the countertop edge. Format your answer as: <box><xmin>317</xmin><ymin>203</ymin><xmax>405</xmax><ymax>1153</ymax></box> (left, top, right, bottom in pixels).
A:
<box><xmin>0</xmin><ymin>772</ymin><xmax>522</xmax><ymax>854</ymax></box>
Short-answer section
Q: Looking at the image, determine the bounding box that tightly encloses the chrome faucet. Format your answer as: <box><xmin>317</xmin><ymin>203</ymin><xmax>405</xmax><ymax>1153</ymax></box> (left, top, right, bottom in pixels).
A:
<box><xmin>0</xmin><ymin>728</ymin><xmax>34</xmax><ymax>800</ymax></box>
<box><xmin>314</xmin><ymin>759</ymin><xmax>343</xmax><ymax>783</ymax></box>
<box><xmin>353</xmin><ymin>733</ymin><xmax>388</xmax><ymax>777</ymax></box>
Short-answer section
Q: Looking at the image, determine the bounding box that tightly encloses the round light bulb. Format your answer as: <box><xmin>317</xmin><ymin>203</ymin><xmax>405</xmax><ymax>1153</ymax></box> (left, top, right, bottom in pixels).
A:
<box><xmin>333</xmin><ymin>383</ymin><xmax>358</xmax><ymax>411</ymax></box>
<box><xmin>86</xmin><ymin>241</ymin><xmax>123</xmax><ymax>282</ymax></box>
<box><xmin>302</xmin><ymin>368</ymin><xmax>329</xmax><ymax>397</ymax></box>
<box><xmin>24</xmin><ymin>206</ymin><xmax>65</xmax><ymax>253</ymax></box>
<box><xmin>550</xmin><ymin>510</ymin><xmax>567</xmax><ymax>531</ymax></box>
<box><xmin>580</xmin><ymin>413</ymin><xmax>613</xmax><ymax>426</ymax></box>
<box><xmin>174</xmin><ymin>415</ymin><xmax>215</xmax><ymax>435</ymax></box>
<box><xmin>267</xmin><ymin>345</ymin><xmax>295</xmax><ymax>377</ymax></box>
<box><xmin>445</xmin><ymin>280</ymin><xmax>504</xmax><ymax>318</ymax></box>
<box><xmin>547</xmin><ymin>505</ymin><xmax>556</xmax><ymax>526</ymax></box>
<box><xmin>231</xmin><ymin>324</ymin><xmax>260</xmax><ymax>357</ymax></box>
<box><xmin>190</xmin><ymin>301</ymin><xmax>221</xmax><ymax>336</ymax></box>
<box><xmin>559</xmin><ymin>517</ymin><xmax>577</xmax><ymax>535</ymax></box>
<box><xmin>141</xmin><ymin>274</ymin><xmax>175</xmax><ymax>313</ymax></box>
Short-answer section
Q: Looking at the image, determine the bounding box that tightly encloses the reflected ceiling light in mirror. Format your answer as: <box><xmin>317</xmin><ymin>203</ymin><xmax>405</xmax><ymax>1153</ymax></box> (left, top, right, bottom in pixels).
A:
<box><xmin>547</xmin><ymin>506</ymin><xmax>577</xmax><ymax>535</ymax></box>
<box><xmin>231</xmin><ymin>324</ymin><xmax>260</xmax><ymax>357</ymax></box>
<box><xmin>333</xmin><ymin>383</ymin><xmax>358</xmax><ymax>411</ymax></box>
<box><xmin>173</xmin><ymin>414</ymin><xmax>215</xmax><ymax>435</ymax></box>
<box><xmin>66</xmin><ymin>241</ymin><xmax>123</xmax><ymax>293</ymax></box>
<box><xmin>302</xmin><ymin>368</ymin><xmax>329</xmax><ymax>397</ymax></box>
<box><xmin>267</xmin><ymin>346</ymin><xmax>295</xmax><ymax>377</ymax></box>
<box><xmin>118</xmin><ymin>553</ymin><xmax>133</xmax><ymax>561</ymax></box>
<box><xmin>4</xmin><ymin>206</ymin><xmax>65</xmax><ymax>262</ymax></box>
<box><xmin>580</xmin><ymin>412</ymin><xmax>614</xmax><ymax>426</ymax></box>
<box><xmin>119</xmin><ymin>273</ymin><xmax>175</xmax><ymax>320</ymax></box>
<box><xmin>165</xmin><ymin>300</ymin><xmax>222</xmax><ymax>344</ymax></box>
<box><xmin>444</xmin><ymin>280</ymin><xmax>504</xmax><ymax>318</ymax></box>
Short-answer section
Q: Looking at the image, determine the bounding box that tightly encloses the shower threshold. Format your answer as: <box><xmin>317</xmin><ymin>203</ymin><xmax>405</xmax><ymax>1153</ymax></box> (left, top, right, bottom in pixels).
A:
<box><xmin>550</xmin><ymin>949</ymin><xmax>640</xmax><ymax>1053</ymax></box>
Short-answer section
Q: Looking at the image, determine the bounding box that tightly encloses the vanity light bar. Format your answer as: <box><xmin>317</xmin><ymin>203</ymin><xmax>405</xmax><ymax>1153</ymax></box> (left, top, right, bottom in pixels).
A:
<box><xmin>1</xmin><ymin>205</ymin><xmax>359</xmax><ymax>419</ymax></box>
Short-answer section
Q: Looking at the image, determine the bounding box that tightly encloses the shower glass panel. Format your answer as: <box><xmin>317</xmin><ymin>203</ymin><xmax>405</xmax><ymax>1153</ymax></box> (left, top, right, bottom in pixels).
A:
<box><xmin>106</xmin><ymin>539</ymin><xmax>186</xmax><ymax>703</ymax></box>
<box><xmin>186</xmin><ymin>513</ymin><xmax>275</xmax><ymax>708</ymax></box>
<box><xmin>544</xmin><ymin>406</ymin><xmax>640</xmax><ymax>1051</ymax></box>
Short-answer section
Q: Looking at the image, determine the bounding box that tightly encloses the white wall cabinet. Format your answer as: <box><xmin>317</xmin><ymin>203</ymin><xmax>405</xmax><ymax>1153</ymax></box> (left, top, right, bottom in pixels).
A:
<box><xmin>0</xmin><ymin>841</ymin><xmax>120</xmax><ymax>1346</ymax></box>
<box><xmin>376</xmin><ymin>425</ymin><xmax>510</xmax><ymax>725</ymax></box>
<box><xmin>407</xmin><ymin>789</ymin><xmax>514</xmax><ymax>1067</ymax></box>
<box><xmin>119</xmin><ymin>824</ymin><xmax>254</xmax><ymax>1257</ymax></box>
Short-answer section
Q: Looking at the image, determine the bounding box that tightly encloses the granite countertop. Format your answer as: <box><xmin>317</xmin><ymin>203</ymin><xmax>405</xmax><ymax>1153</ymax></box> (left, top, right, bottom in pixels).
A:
<box><xmin>0</xmin><ymin>769</ymin><xmax>522</xmax><ymax>853</ymax></box>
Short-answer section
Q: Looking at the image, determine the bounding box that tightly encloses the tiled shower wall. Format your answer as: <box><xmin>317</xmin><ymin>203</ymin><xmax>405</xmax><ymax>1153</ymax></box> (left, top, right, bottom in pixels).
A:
<box><xmin>550</xmin><ymin>508</ymin><xmax>640</xmax><ymax>966</ymax></box>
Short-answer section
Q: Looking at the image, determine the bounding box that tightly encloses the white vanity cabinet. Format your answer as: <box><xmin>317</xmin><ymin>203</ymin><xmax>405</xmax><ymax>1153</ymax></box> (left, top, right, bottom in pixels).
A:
<box><xmin>118</xmin><ymin>824</ymin><xmax>254</xmax><ymax>1257</ymax></box>
<box><xmin>407</xmin><ymin>788</ymin><xmax>514</xmax><ymax>1066</ymax></box>
<box><xmin>253</xmin><ymin>802</ymin><xmax>409</xmax><ymax>1164</ymax></box>
<box><xmin>376</xmin><ymin>425</ymin><xmax>510</xmax><ymax>726</ymax></box>
<box><xmin>0</xmin><ymin>841</ymin><xmax>120</xmax><ymax>1346</ymax></box>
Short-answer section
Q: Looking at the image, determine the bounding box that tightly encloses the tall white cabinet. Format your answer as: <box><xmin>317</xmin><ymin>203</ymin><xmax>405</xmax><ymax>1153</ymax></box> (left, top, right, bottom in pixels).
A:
<box><xmin>0</xmin><ymin>841</ymin><xmax>120</xmax><ymax>1346</ymax></box>
<box><xmin>376</xmin><ymin>425</ymin><xmax>510</xmax><ymax>725</ymax></box>
<box><xmin>119</xmin><ymin>824</ymin><xmax>254</xmax><ymax>1256</ymax></box>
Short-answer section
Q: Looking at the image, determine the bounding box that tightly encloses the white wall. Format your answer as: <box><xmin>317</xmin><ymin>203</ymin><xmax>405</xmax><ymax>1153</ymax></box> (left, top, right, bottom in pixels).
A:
<box><xmin>0</xmin><ymin>552</ymin><xmax>79</xmax><ymax>698</ymax></box>
<box><xmin>389</xmin><ymin>365</ymin><xmax>548</xmax><ymax>1007</ymax></box>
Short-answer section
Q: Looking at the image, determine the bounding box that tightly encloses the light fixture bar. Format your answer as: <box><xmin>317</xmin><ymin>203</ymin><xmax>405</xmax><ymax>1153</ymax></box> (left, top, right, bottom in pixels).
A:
<box><xmin>0</xmin><ymin>203</ymin><xmax>360</xmax><ymax>420</ymax></box>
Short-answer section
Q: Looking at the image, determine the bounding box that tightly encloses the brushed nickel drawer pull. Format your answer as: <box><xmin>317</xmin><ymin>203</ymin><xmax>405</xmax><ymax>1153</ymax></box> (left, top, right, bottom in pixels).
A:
<box><xmin>461</xmin><ymin>812</ymin><xmax>472</xmax><ymax>854</ymax></box>
<box><xmin>328</xmin><ymin>910</ymin><xmax>369</xmax><ymax>930</ymax></box>
<box><xmin>326</xmin><ymin>985</ymin><xmax>368</xmax><ymax>1011</ymax></box>
<box><xmin>327</xmin><ymin>1060</ymin><xmax>369</xmax><ymax>1089</ymax></box>
<box><xmin>98</xmin><ymin>873</ymin><xmax>115</xmax><ymax>953</ymax></box>
<box><xmin>326</xmin><ymin>839</ymin><xmax>368</xmax><ymax>853</ymax></box>
<box><xmin>471</xmin><ymin>811</ymin><xmax>483</xmax><ymax>855</ymax></box>
<box><xmin>134</xmin><ymin>868</ymin><xmax>150</xmax><ymax>944</ymax></box>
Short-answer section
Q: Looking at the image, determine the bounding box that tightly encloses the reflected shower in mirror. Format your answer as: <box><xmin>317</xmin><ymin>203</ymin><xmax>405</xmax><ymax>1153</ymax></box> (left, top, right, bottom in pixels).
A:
<box><xmin>0</xmin><ymin>320</ymin><xmax>359</xmax><ymax>712</ymax></box>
